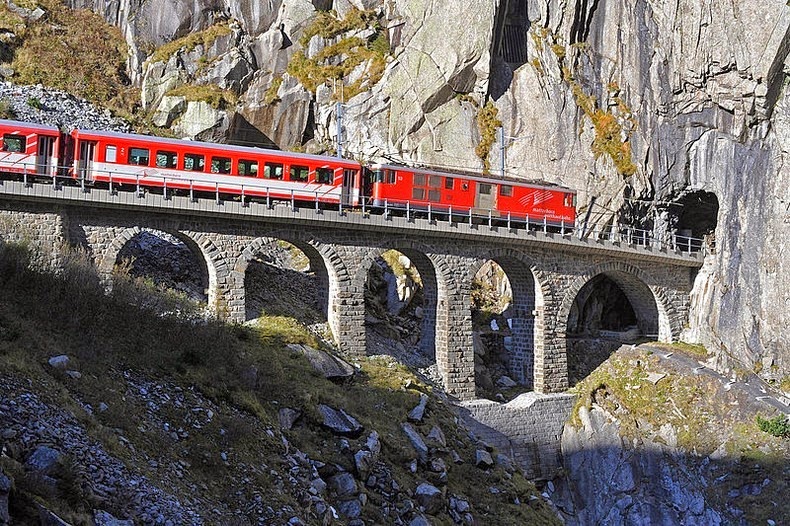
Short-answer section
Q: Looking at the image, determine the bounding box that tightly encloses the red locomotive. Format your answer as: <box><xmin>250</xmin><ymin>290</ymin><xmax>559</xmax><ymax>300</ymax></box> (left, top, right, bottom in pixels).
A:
<box><xmin>0</xmin><ymin>118</ymin><xmax>576</xmax><ymax>225</ymax></box>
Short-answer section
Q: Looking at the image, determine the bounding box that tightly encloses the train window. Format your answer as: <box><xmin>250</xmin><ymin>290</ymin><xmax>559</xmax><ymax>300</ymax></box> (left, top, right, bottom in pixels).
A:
<box><xmin>316</xmin><ymin>167</ymin><xmax>333</xmax><ymax>184</ymax></box>
<box><xmin>156</xmin><ymin>151</ymin><xmax>178</xmax><ymax>168</ymax></box>
<box><xmin>479</xmin><ymin>183</ymin><xmax>492</xmax><ymax>195</ymax></box>
<box><xmin>290</xmin><ymin>165</ymin><xmax>309</xmax><ymax>182</ymax></box>
<box><xmin>429</xmin><ymin>175</ymin><xmax>441</xmax><ymax>188</ymax></box>
<box><xmin>412</xmin><ymin>188</ymin><xmax>425</xmax><ymax>200</ymax></box>
<box><xmin>211</xmin><ymin>156</ymin><xmax>232</xmax><ymax>174</ymax></box>
<box><xmin>428</xmin><ymin>189</ymin><xmax>441</xmax><ymax>202</ymax></box>
<box><xmin>2</xmin><ymin>134</ymin><xmax>25</xmax><ymax>152</ymax></box>
<box><xmin>445</xmin><ymin>177</ymin><xmax>454</xmax><ymax>190</ymax></box>
<box><xmin>264</xmin><ymin>162</ymin><xmax>283</xmax><ymax>180</ymax></box>
<box><xmin>238</xmin><ymin>159</ymin><xmax>258</xmax><ymax>177</ymax></box>
<box><xmin>374</xmin><ymin>169</ymin><xmax>386</xmax><ymax>183</ymax></box>
<box><xmin>129</xmin><ymin>147</ymin><xmax>150</xmax><ymax>166</ymax></box>
<box><xmin>387</xmin><ymin>170</ymin><xmax>396</xmax><ymax>184</ymax></box>
<box><xmin>564</xmin><ymin>193</ymin><xmax>576</xmax><ymax>207</ymax></box>
<box><xmin>184</xmin><ymin>153</ymin><xmax>205</xmax><ymax>171</ymax></box>
<box><xmin>414</xmin><ymin>173</ymin><xmax>426</xmax><ymax>186</ymax></box>
<box><xmin>105</xmin><ymin>145</ymin><xmax>117</xmax><ymax>163</ymax></box>
<box><xmin>461</xmin><ymin>181</ymin><xmax>469</xmax><ymax>191</ymax></box>
<box><xmin>500</xmin><ymin>185</ymin><xmax>513</xmax><ymax>197</ymax></box>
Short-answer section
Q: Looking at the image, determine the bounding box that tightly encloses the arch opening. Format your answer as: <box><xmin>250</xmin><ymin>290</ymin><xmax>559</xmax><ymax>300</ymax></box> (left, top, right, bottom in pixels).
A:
<box><xmin>114</xmin><ymin>228</ymin><xmax>208</xmax><ymax>305</ymax></box>
<box><xmin>243</xmin><ymin>238</ymin><xmax>331</xmax><ymax>341</ymax></box>
<box><xmin>471</xmin><ymin>257</ymin><xmax>540</xmax><ymax>399</ymax></box>
<box><xmin>364</xmin><ymin>249</ymin><xmax>437</xmax><ymax>377</ymax></box>
<box><xmin>566</xmin><ymin>270</ymin><xmax>660</xmax><ymax>386</ymax></box>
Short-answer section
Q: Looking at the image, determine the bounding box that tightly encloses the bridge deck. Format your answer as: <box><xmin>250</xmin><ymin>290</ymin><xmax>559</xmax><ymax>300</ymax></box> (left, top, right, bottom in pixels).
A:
<box><xmin>0</xmin><ymin>180</ymin><xmax>704</xmax><ymax>267</ymax></box>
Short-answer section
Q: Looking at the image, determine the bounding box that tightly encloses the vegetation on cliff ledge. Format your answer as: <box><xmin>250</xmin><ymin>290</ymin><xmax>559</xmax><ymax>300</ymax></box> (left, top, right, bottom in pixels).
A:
<box><xmin>286</xmin><ymin>8</ymin><xmax>389</xmax><ymax>102</ymax></box>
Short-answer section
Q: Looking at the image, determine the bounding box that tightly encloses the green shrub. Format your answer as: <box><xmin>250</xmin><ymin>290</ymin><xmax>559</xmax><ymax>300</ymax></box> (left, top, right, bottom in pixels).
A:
<box><xmin>756</xmin><ymin>415</ymin><xmax>790</xmax><ymax>438</ymax></box>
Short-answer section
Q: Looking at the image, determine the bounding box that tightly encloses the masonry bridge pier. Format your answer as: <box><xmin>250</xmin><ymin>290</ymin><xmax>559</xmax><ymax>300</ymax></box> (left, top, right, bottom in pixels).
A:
<box><xmin>0</xmin><ymin>180</ymin><xmax>703</xmax><ymax>405</ymax></box>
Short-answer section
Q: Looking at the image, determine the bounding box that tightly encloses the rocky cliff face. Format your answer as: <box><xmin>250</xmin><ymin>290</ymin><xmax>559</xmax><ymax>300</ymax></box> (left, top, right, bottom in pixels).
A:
<box><xmin>73</xmin><ymin>0</ymin><xmax>789</xmax><ymax>376</ymax></box>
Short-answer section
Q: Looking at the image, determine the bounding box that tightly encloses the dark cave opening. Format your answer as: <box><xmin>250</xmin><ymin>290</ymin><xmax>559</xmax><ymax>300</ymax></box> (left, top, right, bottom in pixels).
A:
<box><xmin>670</xmin><ymin>191</ymin><xmax>719</xmax><ymax>241</ymax></box>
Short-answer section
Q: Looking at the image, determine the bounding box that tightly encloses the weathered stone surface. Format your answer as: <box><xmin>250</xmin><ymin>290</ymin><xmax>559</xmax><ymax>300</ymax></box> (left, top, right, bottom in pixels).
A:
<box><xmin>278</xmin><ymin>407</ymin><xmax>302</xmax><ymax>430</ymax></box>
<box><xmin>414</xmin><ymin>482</ymin><xmax>444</xmax><ymax>514</ymax></box>
<box><xmin>288</xmin><ymin>344</ymin><xmax>355</xmax><ymax>380</ymax></box>
<box><xmin>401</xmin><ymin>423</ymin><xmax>428</xmax><ymax>461</ymax></box>
<box><xmin>474</xmin><ymin>450</ymin><xmax>493</xmax><ymax>469</ymax></box>
<box><xmin>47</xmin><ymin>355</ymin><xmax>69</xmax><ymax>369</ymax></box>
<box><xmin>26</xmin><ymin>446</ymin><xmax>62</xmax><ymax>474</ymax></box>
<box><xmin>0</xmin><ymin>471</ymin><xmax>10</xmax><ymax>525</ymax></box>
<box><xmin>328</xmin><ymin>472</ymin><xmax>358</xmax><ymax>499</ymax></box>
<box><xmin>318</xmin><ymin>405</ymin><xmax>363</xmax><ymax>437</ymax></box>
<box><xmin>408</xmin><ymin>394</ymin><xmax>428</xmax><ymax>422</ymax></box>
<box><xmin>93</xmin><ymin>509</ymin><xmax>133</xmax><ymax>526</ymax></box>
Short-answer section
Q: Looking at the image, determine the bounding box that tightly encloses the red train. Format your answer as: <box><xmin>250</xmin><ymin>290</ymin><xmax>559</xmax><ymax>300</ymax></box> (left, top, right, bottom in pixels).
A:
<box><xmin>0</xmin><ymin>119</ymin><xmax>576</xmax><ymax>225</ymax></box>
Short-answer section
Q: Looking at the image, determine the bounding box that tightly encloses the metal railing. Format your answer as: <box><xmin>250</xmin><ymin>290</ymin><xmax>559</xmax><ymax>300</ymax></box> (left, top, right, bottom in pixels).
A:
<box><xmin>3</xmin><ymin>164</ymin><xmax>708</xmax><ymax>257</ymax></box>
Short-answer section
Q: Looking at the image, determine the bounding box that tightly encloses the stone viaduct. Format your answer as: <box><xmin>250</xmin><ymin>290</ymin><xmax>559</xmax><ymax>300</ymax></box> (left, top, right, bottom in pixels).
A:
<box><xmin>0</xmin><ymin>180</ymin><xmax>703</xmax><ymax>401</ymax></box>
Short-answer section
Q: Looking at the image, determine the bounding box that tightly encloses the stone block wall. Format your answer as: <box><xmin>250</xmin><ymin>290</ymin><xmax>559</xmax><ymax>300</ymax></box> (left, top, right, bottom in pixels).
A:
<box><xmin>458</xmin><ymin>393</ymin><xmax>576</xmax><ymax>479</ymax></box>
<box><xmin>0</xmin><ymin>204</ymin><xmax>64</xmax><ymax>269</ymax></box>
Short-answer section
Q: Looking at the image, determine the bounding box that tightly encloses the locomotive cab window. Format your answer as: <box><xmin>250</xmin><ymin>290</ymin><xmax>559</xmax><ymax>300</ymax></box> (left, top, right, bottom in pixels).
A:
<box><xmin>500</xmin><ymin>185</ymin><xmax>513</xmax><ymax>197</ymax></box>
<box><xmin>479</xmin><ymin>183</ymin><xmax>492</xmax><ymax>194</ymax></box>
<box><xmin>316</xmin><ymin>167</ymin><xmax>333</xmax><ymax>184</ymax></box>
<box><xmin>414</xmin><ymin>173</ymin><xmax>426</xmax><ymax>186</ymax></box>
<box><xmin>156</xmin><ymin>151</ymin><xmax>178</xmax><ymax>168</ymax></box>
<box><xmin>412</xmin><ymin>188</ymin><xmax>425</xmax><ymax>200</ymax></box>
<box><xmin>290</xmin><ymin>165</ymin><xmax>309</xmax><ymax>182</ymax></box>
<box><xmin>184</xmin><ymin>153</ymin><xmax>205</xmax><ymax>171</ymax></box>
<box><xmin>211</xmin><ymin>156</ymin><xmax>232</xmax><ymax>174</ymax></box>
<box><xmin>238</xmin><ymin>159</ymin><xmax>258</xmax><ymax>177</ymax></box>
<box><xmin>445</xmin><ymin>177</ymin><xmax>454</xmax><ymax>190</ymax></box>
<box><xmin>105</xmin><ymin>145</ymin><xmax>117</xmax><ymax>163</ymax></box>
<box><xmin>429</xmin><ymin>175</ymin><xmax>441</xmax><ymax>188</ymax></box>
<box><xmin>2</xmin><ymin>134</ymin><xmax>25</xmax><ymax>152</ymax></box>
<box><xmin>129</xmin><ymin>147</ymin><xmax>150</xmax><ymax>166</ymax></box>
<box><xmin>264</xmin><ymin>162</ymin><xmax>283</xmax><ymax>180</ymax></box>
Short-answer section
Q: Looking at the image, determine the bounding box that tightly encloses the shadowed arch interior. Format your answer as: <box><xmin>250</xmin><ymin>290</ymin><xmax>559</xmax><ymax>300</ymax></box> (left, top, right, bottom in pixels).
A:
<box><xmin>472</xmin><ymin>255</ymin><xmax>540</xmax><ymax>389</ymax></box>
<box><xmin>112</xmin><ymin>227</ymin><xmax>210</xmax><ymax>303</ymax></box>
<box><xmin>237</xmin><ymin>236</ymin><xmax>332</xmax><ymax>326</ymax></box>
<box><xmin>363</xmin><ymin>247</ymin><xmax>438</xmax><ymax>363</ymax></box>
<box><xmin>565</xmin><ymin>269</ymin><xmax>662</xmax><ymax>385</ymax></box>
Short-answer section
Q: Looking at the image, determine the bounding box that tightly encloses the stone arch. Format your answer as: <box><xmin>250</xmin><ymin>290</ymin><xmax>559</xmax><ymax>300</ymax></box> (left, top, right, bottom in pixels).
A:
<box><xmin>556</xmin><ymin>261</ymin><xmax>680</xmax><ymax>388</ymax></box>
<box><xmin>352</xmin><ymin>240</ymin><xmax>445</xmax><ymax>359</ymax></box>
<box><xmin>558</xmin><ymin>261</ymin><xmax>678</xmax><ymax>342</ymax></box>
<box><xmin>234</xmin><ymin>232</ymin><xmax>347</xmax><ymax>337</ymax></box>
<box><xmin>98</xmin><ymin>226</ymin><xmax>222</xmax><ymax>311</ymax></box>
<box><xmin>465</xmin><ymin>248</ymin><xmax>552</xmax><ymax>391</ymax></box>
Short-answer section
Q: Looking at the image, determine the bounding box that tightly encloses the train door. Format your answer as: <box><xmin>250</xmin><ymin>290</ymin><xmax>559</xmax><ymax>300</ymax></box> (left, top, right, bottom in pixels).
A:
<box><xmin>475</xmin><ymin>182</ymin><xmax>495</xmax><ymax>212</ymax></box>
<box><xmin>36</xmin><ymin>135</ymin><xmax>55</xmax><ymax>176</ymax></box>
<box><xmin>77</xmin><ymin>140</ymin><xmax>96</xmax><ymax>181</ymax></box>
<box><xmin>341</xmin><ymin>168</ymin><xmax>357</xmax><ymax>206</ymax></box>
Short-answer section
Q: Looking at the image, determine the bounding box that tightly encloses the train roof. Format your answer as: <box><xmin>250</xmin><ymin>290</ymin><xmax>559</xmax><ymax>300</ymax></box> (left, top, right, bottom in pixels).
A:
<box><xmin>0</xmin><ymin>119</ymin><xmax>61</xmax><ymax>134</ymax></box>
<box><xmin>369</xmin><ymin>163</ymin><xmax>576</xmax><ymax>193</ymax></box>
<box><xmin>71</xmin><ymin>128</ymin><xmax>362</xmax><ymax>166</ymax></box>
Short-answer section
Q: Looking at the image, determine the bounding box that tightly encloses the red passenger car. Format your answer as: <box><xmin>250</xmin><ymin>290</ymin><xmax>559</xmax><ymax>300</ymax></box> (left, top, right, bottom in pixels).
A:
<box><xmin>0</xmin><ymin>119</ymin><xmax>61</xmax><ymax>178</ymax></box>
<box><xmin>67</xmin><ymin>129</ymin><xmax>364</xmax><ymax>205</ymax></box>
<box><xmin>368</xmin><ymin>164</ymin><xmax>576</xmax><ymax>225</ymax></box>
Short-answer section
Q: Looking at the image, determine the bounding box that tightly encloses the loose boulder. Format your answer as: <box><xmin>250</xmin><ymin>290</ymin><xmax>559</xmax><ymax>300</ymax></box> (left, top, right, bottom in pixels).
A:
<box><xmin>318</xmin><ymin>405</ymin><xmax>363</xmax><ymax>437</ymax></box>
<box><xmin>288</xmin><ymin>344</ymin><xmax>355</xmax><ymax>381</ymax></box>
<box><xmin>415</xmin><ymin>482</ymin><xmax>444</xmax><ymax>514</ymax></box>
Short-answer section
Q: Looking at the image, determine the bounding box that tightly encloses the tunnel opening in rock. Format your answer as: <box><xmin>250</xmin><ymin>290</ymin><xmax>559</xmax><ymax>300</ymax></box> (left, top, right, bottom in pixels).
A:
<box><xmin>364</xmin><ymin>249</ymin><xmax>437</xmax><ymax>376</ymax></box>
<box><xmin>493</xmin><ymin>0</ymin><xmax>530</xmax><ymax>68</ymax></box>
<box><xmin>566</xmin><ymin>272</ymin><xmax>660</xmax><ymax>386</ymax></box>
<box><xmin>243</xmin><ymin>239</ymin><xmax>329</xmax><ymax>338</ymax></box>
<box><xmin>114</xmin><ymin>229</ymin><xmax>208</xmax><ymax>304</ymax></box>
<box><xmin>669</xmin><ymin>190</ymin><xmax>719</xmax><ymax>244</ymax></box>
